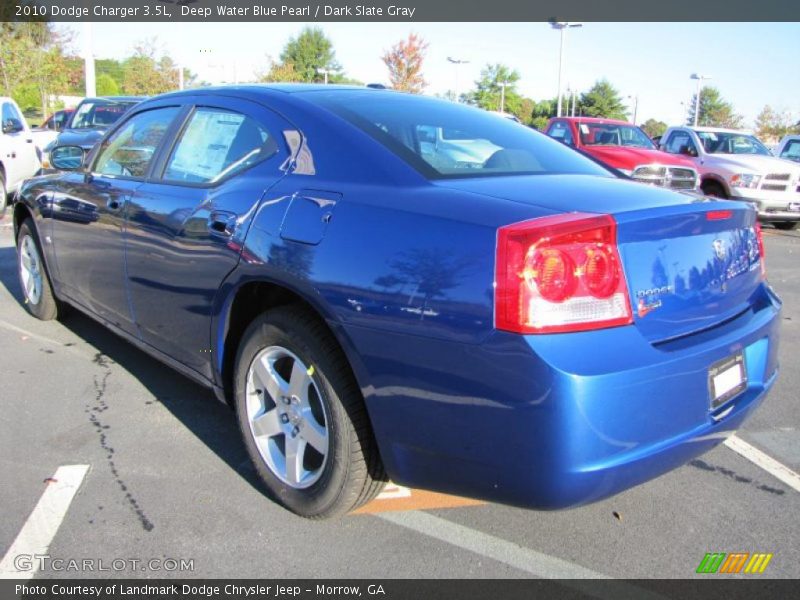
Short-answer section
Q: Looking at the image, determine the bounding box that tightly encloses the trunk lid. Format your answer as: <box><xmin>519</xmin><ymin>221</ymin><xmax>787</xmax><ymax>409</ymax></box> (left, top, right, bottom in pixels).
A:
<box><xmin>435</xmin><ymin>174</ymin><xmax>763</xmax><ymax>342</ymax></box>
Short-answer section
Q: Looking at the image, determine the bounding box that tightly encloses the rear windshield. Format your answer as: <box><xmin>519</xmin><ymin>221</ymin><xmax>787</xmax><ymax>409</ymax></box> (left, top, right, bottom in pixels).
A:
<box><xmin>302</xmin><ymin>91</ymin><xmax>612</xmax><ymax>180</ymax></box>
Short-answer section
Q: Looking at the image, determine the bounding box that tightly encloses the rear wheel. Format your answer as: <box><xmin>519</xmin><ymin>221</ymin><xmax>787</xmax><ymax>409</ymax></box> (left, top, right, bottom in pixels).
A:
<box><xmin>234</xmin><ymin>306</ymin><xmax>386</xmax><ymax>518</ymax></box>
<box><xmin>17</xmin><ymin>219</ymin><xmax>59</xmax><ymax>320</ymax></box>
<box><xmin>702</xmin><ymin>181</ymin><xmax>727</xmax><ymax>199</ymax></box>
<box><xmin>773</xmin><ymin>222</ymin><xmax>798</xmax><ymax>231</ymax></box>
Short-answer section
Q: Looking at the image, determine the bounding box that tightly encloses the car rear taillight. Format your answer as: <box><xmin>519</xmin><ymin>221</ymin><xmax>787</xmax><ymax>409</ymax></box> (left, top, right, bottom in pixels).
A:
<box><xmin>755</xmin><ymin>222</ymin><xmax>766</xmax><ymax>279</ymax></box>
<box><xmin>495</xmin><ymin>213</ymin><xmax>633</xmax><ymax>334</ymax></box>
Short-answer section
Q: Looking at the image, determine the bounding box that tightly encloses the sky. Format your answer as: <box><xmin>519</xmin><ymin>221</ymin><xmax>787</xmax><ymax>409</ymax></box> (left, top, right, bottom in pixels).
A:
<box><xmin>58</xmin><ymin>21</ymin><xmax>800</xmax><ymax>127</ymax></box>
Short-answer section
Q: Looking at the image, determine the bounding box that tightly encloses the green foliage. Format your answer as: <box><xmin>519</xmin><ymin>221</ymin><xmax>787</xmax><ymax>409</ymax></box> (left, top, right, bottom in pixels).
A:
<box><xmin>121</xmin><ymin>40</ymin><xmax>178</xmax><ymax>96</ymax></box>
<box><xmin>468</xmin><ymin>63</ymin><xmax>521</xmax><ymax>113</ymax></box>
<box><xmin>530</xmin><ymin>98</ymin><xmax>557</xmax><ymax>130</ymax></box>
<box><xmin>96</xmin><ymin>73</ymin><xmax>120</xmax><ymax>96</ymax></box>
<box><xmin>754</xmin><ymin>105</ymin><xmax>798</xmax><ymax>141</ymax></box>
<box><xmin>279</xmin><ymin>27</ymin><xmax>340</xmax><ymax>83</ymax></box>
<box><xmin>640</xmin><ymin>118</ymin><xmax>668</xmax><ymax>139</ymax></box>
<box><xmin>686</xmin><ymin>86</ymin><xmax>742</xmax><ymax>128</ymax></box>
<box><xmin>1</xmin><ymin>22</ymin><xmax>72</xmax><ymax>116</ymax></box>
<box><xmin>578</xmin><ymin>79</ymin><xmax>627</xmax><ymax>120</ymax></box>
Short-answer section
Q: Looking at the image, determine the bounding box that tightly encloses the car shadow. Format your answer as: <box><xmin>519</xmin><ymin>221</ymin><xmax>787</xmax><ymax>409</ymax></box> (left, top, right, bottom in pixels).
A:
<box><xmin>0</xmin><ymin>244</ymin><xmax>264</xmax><ymax>495</ymax></box>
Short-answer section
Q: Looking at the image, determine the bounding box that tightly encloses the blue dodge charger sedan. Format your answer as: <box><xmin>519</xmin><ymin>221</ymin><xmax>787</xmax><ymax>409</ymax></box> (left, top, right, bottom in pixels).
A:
<box><xmin>13</xmin><ymin>85</ymin><xmax>781</xmax><ymax>518</ymax></box>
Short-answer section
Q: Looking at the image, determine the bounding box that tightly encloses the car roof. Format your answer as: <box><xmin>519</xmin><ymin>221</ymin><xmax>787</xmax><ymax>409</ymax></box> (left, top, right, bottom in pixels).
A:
<box><xmin>78</xmin><ymin>96</ymin><xmax>147</xmax><ymax>103</ymax></box>
<box><xmin>558</xmin><ymin>117</ymin><xmax>632</xmax><ymax>126</ymax></box>
<box><xmin>688</xmin><ymin>126</ymin><xmax>755</xmax><ymax>135</ymax></box>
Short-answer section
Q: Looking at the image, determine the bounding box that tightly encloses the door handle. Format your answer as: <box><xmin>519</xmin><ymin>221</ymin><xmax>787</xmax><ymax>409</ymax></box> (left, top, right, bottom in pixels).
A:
<box><xmin>26</xmin><ymin>138</ymin><xmax>33</xmax><ymax>143</ymax></box>
<box><xmin>208</xmin><ymin>211</ymin><xmax>237</xmax><ymax>237</ymax></box>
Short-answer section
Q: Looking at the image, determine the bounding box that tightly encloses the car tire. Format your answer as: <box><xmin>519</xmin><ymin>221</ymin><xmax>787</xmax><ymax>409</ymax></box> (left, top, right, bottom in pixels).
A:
<box><xmin>17</xmin><ymin>219</ymin><xmax>60</xmax><ymax>321</ymax></box>
<box><xmin>702</xmin><ymin>181</ymin><xmax>727</xmax><ymax>199</ymax></box>
<box><xmin>234</xmin><ymin>305</ymin><xmax>386</xmax><ymax>518</ymax></box>
<box><xmin>0</xmin><ymin>171</ymin><xmax>7</xmax><ymax>213</ymax></box>
<box><xmin>773</xmin><ymin>222</ymin><xmax>798</xmax><ymax>231</ymax></box>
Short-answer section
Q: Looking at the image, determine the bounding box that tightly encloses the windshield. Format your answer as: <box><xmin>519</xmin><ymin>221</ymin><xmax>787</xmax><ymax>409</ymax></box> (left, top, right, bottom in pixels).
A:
<box><xmin>69</xmin><ymin>101</ymin><xmax>137</xmax><ymax>129</ymax></box>
<box><xmin>303</xmin><ymin>91</ymin><xmax>612</xmax><ymax>179</ymax></box>
<box><xmin>577</xmin><ymin>122</ymin><xmax>655</xmax><ymax>149</ymax></box>
<box><xmin>695</xmin><ymin>131</ymin><xmax>771</xmax><ymax>156</ymax></box>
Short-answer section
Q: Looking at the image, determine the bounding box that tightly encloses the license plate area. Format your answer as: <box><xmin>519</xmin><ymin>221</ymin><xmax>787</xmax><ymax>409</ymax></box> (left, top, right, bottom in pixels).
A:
<box><xmin>708</xmin><ymin>353</ymin><xmax>747</xmax><ymax>410</ymax></box>
<box><xmin>788</xmin><ymin>202</ymin><xmax>800</xmax><ymax>212</ymax></box>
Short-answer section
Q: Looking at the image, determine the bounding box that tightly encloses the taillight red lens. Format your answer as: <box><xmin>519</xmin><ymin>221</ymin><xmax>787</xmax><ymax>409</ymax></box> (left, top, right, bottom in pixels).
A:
<box><xmin>496</xmin><ymin>213</ymin><xmax>633</xmax><ymax>334</ymax></box>
<box><xmin>755</xmin><ymin>222</ymin><xmax>766</xmax><ymax>279</ymax></box>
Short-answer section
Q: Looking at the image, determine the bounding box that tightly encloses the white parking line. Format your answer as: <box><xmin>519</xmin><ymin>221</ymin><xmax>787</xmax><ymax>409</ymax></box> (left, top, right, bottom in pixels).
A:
<box><xmin>724</xmin><ymin>434</ymin><xmax>800</xmax><ymax>493</ymax></box>
<box><xmin>0</xmin><ymin>319</ymin><xmax>89</xmax><ymax>360</ymax></box>
<box><xmin>379</xmin><ymin>511</ymin><xmax>666</xmax><ymax>600</ymax></box>
<box><xmin>0</xmin><ymin>465</ymin><xmax>90</xmax><ymax>579</ymax></box>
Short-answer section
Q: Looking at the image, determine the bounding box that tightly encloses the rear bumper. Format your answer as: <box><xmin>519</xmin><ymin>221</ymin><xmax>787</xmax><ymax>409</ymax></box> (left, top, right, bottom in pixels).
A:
<box><xmin>355</xmin><ymin>283</ymin><xmax>781</xmax><ymax>509</ymax></box>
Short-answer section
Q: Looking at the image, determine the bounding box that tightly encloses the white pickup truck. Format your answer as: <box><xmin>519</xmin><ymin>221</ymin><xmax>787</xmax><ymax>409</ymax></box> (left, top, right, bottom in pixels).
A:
<box><xmin>1</xmin><ymin>97</ymin><xmax>41</xmax><ymax>212</ymax></box>
<box><xmin>659</xmin><ymin>126</ymin><xmax>800</xmax><ymax>230</ymax></box>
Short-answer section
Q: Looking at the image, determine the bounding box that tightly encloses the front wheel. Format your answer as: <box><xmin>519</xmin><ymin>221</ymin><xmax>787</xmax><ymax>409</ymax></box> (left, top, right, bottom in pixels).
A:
<box><xmin>234</xmin><ymin>306</ymin><xmax>386</xmax><ymax>518</ymax></box>
<box><xmin>773</xmin><ymin>222</ymin><xmax>798</xmax><ymax>231</ymax></box>
<box><xmin>17</xmin><ymin>219</ymin><xmax>59</xmax><ymax>320</ymax></box>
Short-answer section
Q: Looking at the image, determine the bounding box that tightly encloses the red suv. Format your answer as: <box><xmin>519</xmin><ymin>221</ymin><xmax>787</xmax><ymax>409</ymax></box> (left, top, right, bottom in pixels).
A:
<box><xmin>545</xmin><ymin>117</ymin><xmax>698</xmax><ymax>191</ymax></box>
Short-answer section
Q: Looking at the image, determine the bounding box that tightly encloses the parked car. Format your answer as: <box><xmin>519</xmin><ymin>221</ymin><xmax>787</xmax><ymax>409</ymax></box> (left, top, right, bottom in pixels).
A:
<box><xmin>42</xmin><ymin>96</ymin><xmax>144</xmax><ymax>170</ymax></box>
<box><xmin>14</xmin><ymin>85</ymin><xmax>780</xmax><ymax>518</ymax></box>
<box><xmin>29</xmin><ymin>108</ymin><xmax>74</xmax><ymax>151</ymax></box>
<box><xmin>775</xmin><ymin>134</ymin><xmax>800</xmax><ymax>164</ymax></box>
<box><xmin>545</xmin><ymin>117</ymin><xmax>698</xmax><ymax>191</ymax></box>
<box><xmin>0</xmin><ymin>96</ymin><xmax>41</xmax><ymax>211</ymax></box>
<box><xmin>660</xmin><ymin>126</ymin><xmax>800</xmax><ymax>230</ymax></box>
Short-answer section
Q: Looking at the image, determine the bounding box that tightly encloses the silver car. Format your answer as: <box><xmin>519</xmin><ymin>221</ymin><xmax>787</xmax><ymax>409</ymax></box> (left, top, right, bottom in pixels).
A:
<box><xmin>660</xmin><ymin>126</ymin><xmax>800</xmax><ymax>230</ymax></box>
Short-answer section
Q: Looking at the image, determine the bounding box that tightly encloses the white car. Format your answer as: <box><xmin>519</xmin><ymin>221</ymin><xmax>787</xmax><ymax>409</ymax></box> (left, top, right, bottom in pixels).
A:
<box><xmin>776</xmin><ymin>134</ymin><xmax>800</xmax><ymax>164</ymax></box>
<box><xmin>1</xmin><ymin>97</ymin><xmax>41</xmax><ymax>211</ymax></box>
<box><xmin>660</xmin><ymin>126</ymin><xmax>800</xmax><ymax>230</ymax></box>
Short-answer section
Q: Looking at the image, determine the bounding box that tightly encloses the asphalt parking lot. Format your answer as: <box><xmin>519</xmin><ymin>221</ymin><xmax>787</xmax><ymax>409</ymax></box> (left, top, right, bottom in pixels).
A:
<box><xmin>0</xmin><ymin>215</ymin><xmax>798</xmax><ymax>580</ymax></box>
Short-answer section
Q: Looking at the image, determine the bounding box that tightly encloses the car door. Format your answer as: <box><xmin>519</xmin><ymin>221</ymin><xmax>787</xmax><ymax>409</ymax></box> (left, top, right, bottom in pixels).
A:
<box><xmin>124</xmin><ymin>98</ymin><xmax>292</xmax><ymax>376</ymax></box>
<box><xmin>1</xmin><ymin>100</ymin><xmax>38</xmax><ymax>188</ymax></box>
<box><xmin>50</xmin><ymin>105</ymin><xmax>182</xmax><ymax>333</ymax></box>
<box><xmin>545</xmin><ymin>119</ymin><xmax>576</xmax><ymax>148</ymax></box>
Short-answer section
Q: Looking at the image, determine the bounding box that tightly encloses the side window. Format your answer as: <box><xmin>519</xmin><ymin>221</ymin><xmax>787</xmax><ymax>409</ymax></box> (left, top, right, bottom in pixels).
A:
<box><xmin>2</xmin><ymin>102</ymin><xmax>23</xmax><ymax>126</ymax></box>
<box><xmin>664</xmin><ymin>131</ymin><xmax>695</xmax><ymax>155</ymax></box>
<box><xmin>163</xmin><ymin>108</ymin><xmax>278</xmax><ymax>184</ymax></box>
<box><xmin>781</xmin><ymin>140</ymin><xmax>800</xmax><ymax>161</ymax></box>
<box><xmin>547</xmin><ymin>121</ymin><xmax>574</xmax><ymax>146</ymax></box>
<box><xmin>94</xmin><ymin>107</ymin><xmax>179</xmax><ymax>178</ymax></box>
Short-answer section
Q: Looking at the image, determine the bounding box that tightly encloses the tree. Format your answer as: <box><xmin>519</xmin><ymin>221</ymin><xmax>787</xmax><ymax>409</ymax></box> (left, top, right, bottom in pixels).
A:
<box><xmin>578</xmin><ymin>80</ymin><xmax>627</xmax><ymax>120</ymax></box>
<box><xmin>121</xmin><ymin>39</ymin><xmax>179</xmax><ymax>95</ymax></box>
<box><xmin>95</xmin><ymin>73</ymin><xmax>120</xmax><ymax>96</ymax></box>
<box><xmin>754</xmin><ymin>105</ymin><xmax>797</xmax><ymax>142</ymax></box>
<box><xmin>468</xmin><ymin>63</ymin><xmax>522</xmax><ymax>113</ymax></box>
<box><xmin>278</xmin><ymin>27</ymin><xmax>340</xmax><ymax>83</ymax></box>
<box><xmin>255</xmin><ymin>56</ymin><xmax>304</xmax><ymax>83</ymax></box>
<box><xmin>530</xmin><ymin>98</ymin><xmax>557</xmax><ymax>130</ymax></box>
<box><xmin>640</xmin><ymin>118</ymin><xmax>668</xmax><ymax>139</ymax></box>
<box><xmin>382</xmin><ymin>33</ymin><xmax>428</xmax><ymax>93</ymax></box>
<box><xmin>686</xmin><ymin>86</ymin><xmax>742</xmax><ymax>128</ymax></box>
<box><xmin>1</xmin><ymin>23</ymin><xmax>73</xmax><ymax>117</ymax></box>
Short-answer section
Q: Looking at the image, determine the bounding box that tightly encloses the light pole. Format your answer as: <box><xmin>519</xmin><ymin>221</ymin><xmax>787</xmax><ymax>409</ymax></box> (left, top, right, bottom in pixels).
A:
<box><xmin>498</xmin><ymin>81</ymin><xmax>509</xmax><ymax>113</ymax></box>
<box><xmin>447</xmin><ymin>56</ymin><xmax>469</xmax><ymax>103</ymax></box>
<box><xmin>317</xmin><ymin>68</ymin><xmax>333</xmax><ymax>84</ymax></box>
<box><xmin>550</xmin><ymin>21</ymin><xmax>582</xmax><ymax>117</ymax></box>
<box><xmin>690</xmin><ymin>73</ymin><xmax>710</xmax><ymax>126</ymax></box>
<box><xmin>628</xmin><ymin>95</ymin><xmax>639</xmax><ymax>125</ymax></box>
<box><xmin>83</xmin><ymin>23</ymin><xmax>96</xmax><ymax>97</ymax></box>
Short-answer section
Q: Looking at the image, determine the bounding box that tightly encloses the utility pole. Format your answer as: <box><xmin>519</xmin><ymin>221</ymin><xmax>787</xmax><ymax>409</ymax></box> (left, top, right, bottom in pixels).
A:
<box><xmin>317</xmin><ymin>68</ymin><xmax>333</xmax><ymax>84</ymax></box>
<box><xmin>690</xmin><ymin>73</ymin><xmax>710</xmax><ymax>127</ymax></box>
<box><xmin>498</xmin><ymin>81</ymin><xmax>509</xmax><ymax>113</ymax></box>
<box><xmin>550</xmin><ymin>22</ymin><xmax>582</xmax><ymax>117</ymax></box>
<box><xmin>628</xmin><ymin>95</ymin><xmax>639</xmax><ymax>125</ymax></box>
<box><xmin>84</xmin><ymin>23</ymin><xmax>96</xmax><ymax>97</ymax></box>
<box><xmin>447</xmin><ymin>57</ymin><xmax>470</xmax><ymax>103</ymax></box>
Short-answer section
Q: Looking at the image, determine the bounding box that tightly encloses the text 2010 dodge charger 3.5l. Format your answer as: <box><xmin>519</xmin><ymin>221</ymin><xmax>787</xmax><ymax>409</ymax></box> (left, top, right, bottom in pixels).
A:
<box><xmin>14</xmin><ymin>86</ymin><xmax>781</xmax><ymax>518</ymax></box>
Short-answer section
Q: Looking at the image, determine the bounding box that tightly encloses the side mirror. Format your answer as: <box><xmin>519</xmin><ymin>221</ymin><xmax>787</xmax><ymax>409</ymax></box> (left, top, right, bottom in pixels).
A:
<box><xmin>50</xmin><ymin>145</ymin><xmax>86</xmax><ymax>171</ymax></box>
<box><xmin>2</xmin><ymin>118</ymin><xmax>24</xmax><ymax>134</ymax></box>
<box><xmin>679</xmin><ymin>144</ymin><xmax>697</xmax><ymax>158</ymax></box>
